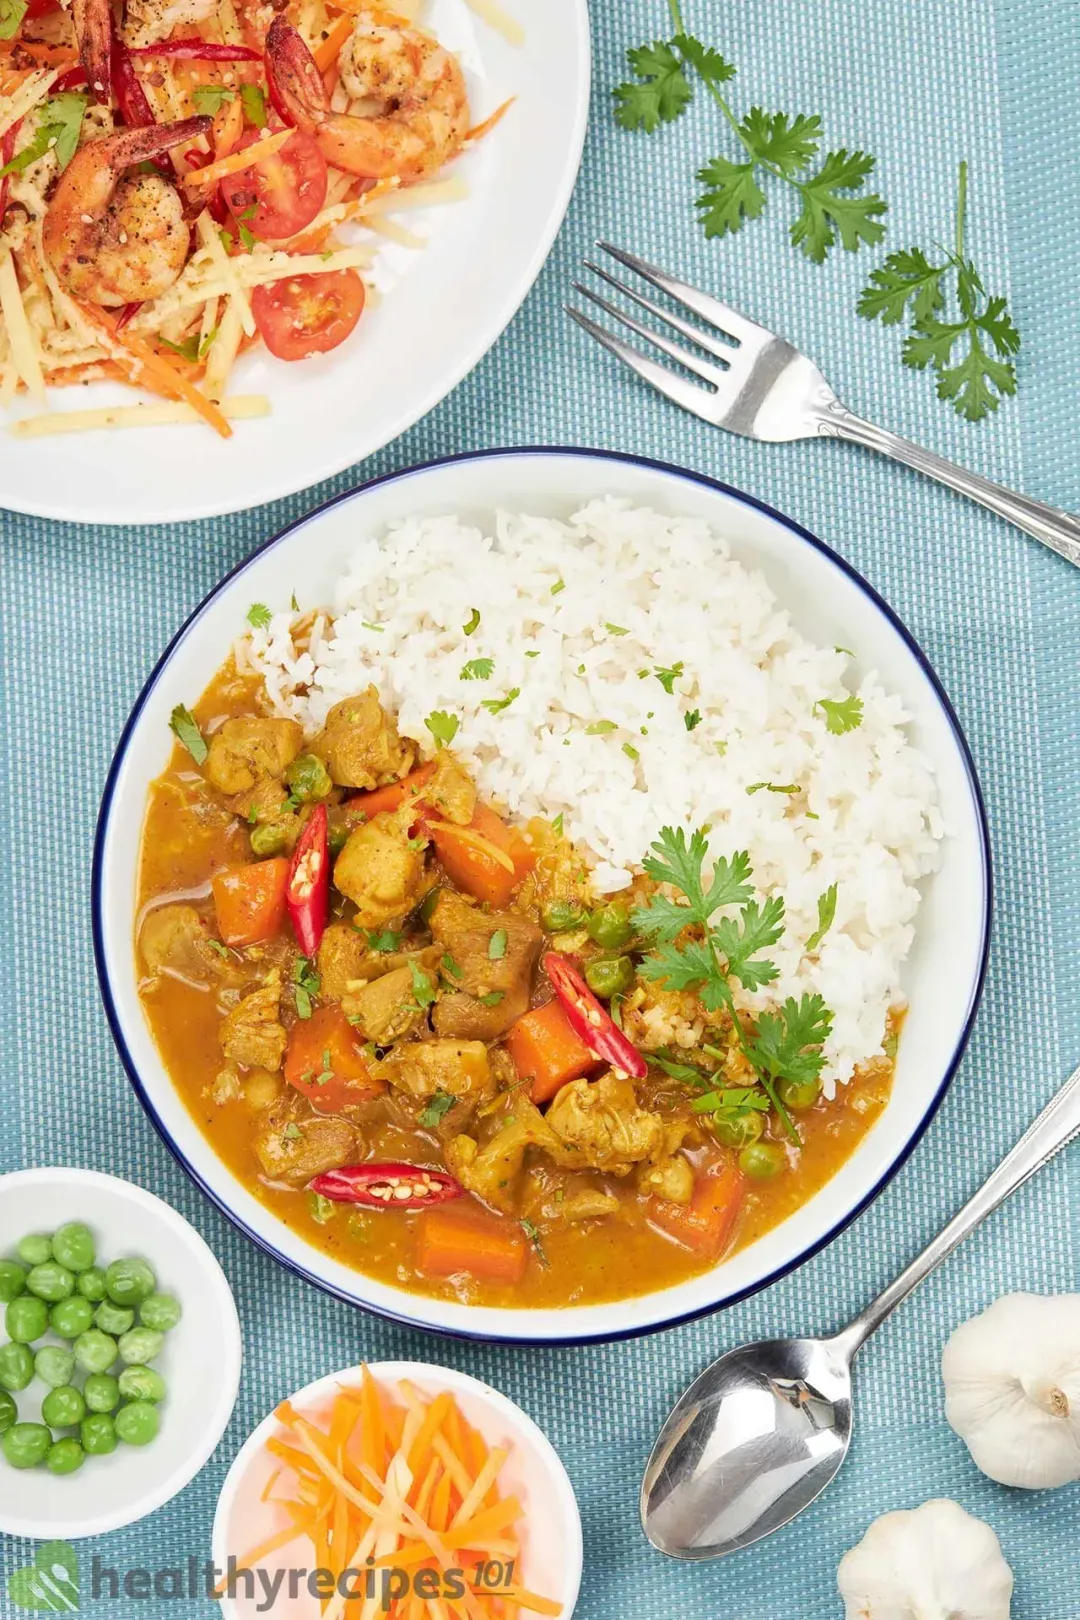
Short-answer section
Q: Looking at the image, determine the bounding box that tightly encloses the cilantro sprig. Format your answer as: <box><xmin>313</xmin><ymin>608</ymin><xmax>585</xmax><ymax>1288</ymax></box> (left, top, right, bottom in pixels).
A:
<box><xmin>858</xmin><ymin>162</ymin><xmax>1019</xmax><ymax>422</ymax></box>
<box><xmin>632</xmin><ymin>827</ymin><xmax>833</xmax><ymax>1142</ymax></box>
<box><xmin>615</xmin><ymin>2</ymin><xmax>885</xmax><ymax>262</ymax></box>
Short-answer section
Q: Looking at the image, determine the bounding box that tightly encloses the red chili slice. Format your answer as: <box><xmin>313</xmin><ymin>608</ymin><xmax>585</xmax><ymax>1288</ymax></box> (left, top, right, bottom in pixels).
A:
<box><xmin>126</xmin><ymin>39</ymin><xmax>261</xmax><ymax>60</ymax></box>
<box><xmin>286</xmin><ymin>801</ymin><xmax>329</xmax><ymax>957</ymax></box>
<box><xmin>543</xmin><ymin>950</ymin><xmax>648</xmax><ymax>1080</ymax></box>
<box><xmin>309</xmin><ymin>1163</ymin><xmax>464</xmax><ymax>1210</ymax></box>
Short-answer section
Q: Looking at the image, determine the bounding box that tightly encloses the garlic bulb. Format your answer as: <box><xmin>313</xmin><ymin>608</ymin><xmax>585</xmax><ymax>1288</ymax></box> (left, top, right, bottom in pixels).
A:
<box><xmin>837</xmin><ymin>1499</ymin><xmax>1013</xmax><ymax>1619</ymax></box>
<box><xmin>942</xmin><ymin>1292</ymin><xmax>1080</xmax><ymax>1488</ymax></box>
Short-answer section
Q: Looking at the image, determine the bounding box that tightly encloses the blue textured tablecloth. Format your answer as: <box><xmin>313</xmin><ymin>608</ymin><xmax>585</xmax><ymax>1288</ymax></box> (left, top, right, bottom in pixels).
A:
<box><xmin>3</xmin><ymin>0</ymin><xmax>1079</xmax><ymax>1613</ymax></box>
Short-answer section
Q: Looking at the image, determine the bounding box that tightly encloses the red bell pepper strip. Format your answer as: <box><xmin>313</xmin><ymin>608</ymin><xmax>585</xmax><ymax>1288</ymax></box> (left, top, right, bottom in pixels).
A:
<box><xmin>52</xmin><ymin>65</ymin><xmax>89</xmax><ymax>92</ymax></box>
<box><xmin>115</xmin><ymin>301</ymin><xmax>142</xmax><ymax>330</ymax></box>
<box><xmin>111</xmin><ymin>38</ymin><xmax>158</xmax><ymax>129</ymax></box>
<box><xmin>285</xmin><ymin>801</ymin><xmax>330</xmax><ymax>957</ymax></box>
<box><xmin>126</xmin><ymin>38</ymin><xmax>261</xmax><ymax>59</ymax></box>
<box><xmin>308</xmin><ymin>1163</ymin><xmax>464</xmax><ymax>1210</ymax></box>
<box><xmin>543</xmin><ymin>951</ymin><xmax>648</xmax><ymax>1080</ymax></box>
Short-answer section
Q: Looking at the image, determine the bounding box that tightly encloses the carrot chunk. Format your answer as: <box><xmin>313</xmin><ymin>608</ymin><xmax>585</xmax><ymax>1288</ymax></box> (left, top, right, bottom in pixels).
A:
<box><xmin>429</xmin><ymin>803</ymin><xmax>535</xmax><ymax>908</ymax></box>
<box><xmin>352</xmin><ymin>760</ymin><xmax>437</xmax><ymax>819</ymax></box>
<box><xmin>416</xmin><ymin>1204</ymin><xmax>528</xmax><ymax>1286</ymax></box>
<box><xmin>284</xmin><ymin>1004</ymin><xmax>386</xmax><ymax>1109</ymax></box>
<box><xmin>212</xmin><ymin>858</ymin><xmax>289</xmax><ymax>947</ymax></box>
<box><xmin>649</xmin><ymin>1160</ymin><xmax>746</xmax><ymax>1262</ymax></box>
<box><xmin>506</xmin><ymin>999</ymin><xmax>599</xmax><ymax>1105</ymax></box>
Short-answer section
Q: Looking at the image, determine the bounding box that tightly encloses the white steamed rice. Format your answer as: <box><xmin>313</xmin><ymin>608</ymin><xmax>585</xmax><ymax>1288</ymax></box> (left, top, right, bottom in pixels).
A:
<box><xmin>243</xmin><ymin>499</ymin><xmax>944</xmax><ymax>1089</ymax></box>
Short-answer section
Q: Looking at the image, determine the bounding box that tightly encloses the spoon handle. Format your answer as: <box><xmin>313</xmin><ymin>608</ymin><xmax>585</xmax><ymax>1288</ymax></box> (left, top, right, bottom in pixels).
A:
<box><xmin>836</xmin><ymin>1057</ymin><xmax>1080</xmax><ymax>1356</ymax></box>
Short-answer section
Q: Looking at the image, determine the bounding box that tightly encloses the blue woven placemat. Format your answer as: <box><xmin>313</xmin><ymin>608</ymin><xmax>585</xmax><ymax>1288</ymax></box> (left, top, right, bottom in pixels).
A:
<box><xmin>2</xmin><ymin>0</ymin><xmax>1079</xmax><ymax>1613</ymax></box>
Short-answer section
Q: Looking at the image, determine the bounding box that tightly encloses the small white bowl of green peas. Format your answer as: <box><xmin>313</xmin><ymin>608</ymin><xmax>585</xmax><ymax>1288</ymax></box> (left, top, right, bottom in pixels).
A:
<box><xmin>0</xmin><ymin>1167</ymin><xmax>242</xmax><ymax>1539</ymax></box>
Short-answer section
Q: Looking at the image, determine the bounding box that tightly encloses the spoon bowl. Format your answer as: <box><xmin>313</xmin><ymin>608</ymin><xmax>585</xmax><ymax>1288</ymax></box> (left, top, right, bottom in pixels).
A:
<box><xmin>641</xmin><ymin>1335</ymin><xmax>853</xmax><ymax>1560</ymax></box>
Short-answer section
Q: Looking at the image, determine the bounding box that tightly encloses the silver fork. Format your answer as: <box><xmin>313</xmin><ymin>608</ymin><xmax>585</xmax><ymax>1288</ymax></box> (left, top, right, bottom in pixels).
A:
<box><xmin>568</xmin><ymin>243</ymin><xmax>1080</xmax><ymax>569</ymax></box>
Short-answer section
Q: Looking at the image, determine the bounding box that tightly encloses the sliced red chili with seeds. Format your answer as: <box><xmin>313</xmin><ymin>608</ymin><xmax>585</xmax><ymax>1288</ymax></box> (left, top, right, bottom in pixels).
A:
<box><xmin>543</xmin><ymin>950</ymin><xmax>648</xmax><ymax>1080</ymax></box>
<box><xmin>286</xmin><ymin>801</ymin><xmax>329</xmax><ymax>956</ymax></box>
<box><xmin>308</xmin><ymin>1163</ymin><xmax>464</xmax><ymax>1210</ymax></box>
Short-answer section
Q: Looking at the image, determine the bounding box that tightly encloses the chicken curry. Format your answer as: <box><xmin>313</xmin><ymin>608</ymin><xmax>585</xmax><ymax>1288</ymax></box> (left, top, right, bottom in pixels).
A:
<box><xmin>136</xmin><ymin>660</ymin><xmax>896</xmax><ymax>1309</ymax></box>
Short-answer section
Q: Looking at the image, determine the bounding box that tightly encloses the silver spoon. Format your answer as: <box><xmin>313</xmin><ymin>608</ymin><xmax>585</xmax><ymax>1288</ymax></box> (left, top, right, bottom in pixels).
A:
<box><xmin>642</xmin><ymin>1055</ymin><xmax>1080</xmax><ymax>1561</ymax></box>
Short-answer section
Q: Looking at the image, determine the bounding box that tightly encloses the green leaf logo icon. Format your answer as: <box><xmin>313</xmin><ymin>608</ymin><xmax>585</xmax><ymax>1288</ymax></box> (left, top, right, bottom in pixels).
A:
<box><xmin>7</xmin><ymin>1542</ymin><xmax>79</xmax><ymax>1611</ymax></box>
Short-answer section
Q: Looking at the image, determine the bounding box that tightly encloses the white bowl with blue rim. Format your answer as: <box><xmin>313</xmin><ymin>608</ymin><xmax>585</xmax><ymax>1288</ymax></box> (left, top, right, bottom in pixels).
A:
<box><xmin>0</xmin><ymin>1166</ymin><xmax>242</xmax><ymax>1540</ymax></box>
<box><xmin>92</xmin><ymin>448</ymin><xmax>991</xmax><ymax>1345</ymax></box>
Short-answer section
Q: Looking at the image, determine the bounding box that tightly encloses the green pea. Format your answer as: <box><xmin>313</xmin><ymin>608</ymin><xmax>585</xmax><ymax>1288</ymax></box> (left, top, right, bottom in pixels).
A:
<box><xmin>328</xmin><ymin>820</ymin><xmax>350</xmax><ymax>858</ymax></box>
<box><xmin>285</xmin><ymin>752</ymin><xmax>332</xmax><ymax>803</ymax></box>
<box><xmin>76</xmin><ymin>1267</ymin><xmax>106</xmax><ymax>1303</ymax></box>
<box><xmin>115</xmin><ymin>1400</ymin><xmax>159</xmax><ymax>1447</ymax></box>
<box><xmin>119</xmin><ymin>1365</ymin><xmax>166</xmax><ymax>1403</ymax></box>
<box><xmin>584</xmin><ymin>954</ymin><xmax>635</xmax><ymax>999</ymax></box>
<box><xmin>35</xmin><ymin>1345</ymin><xmax>76</xmax><ymax>1388</ymax></box>
<box><xmin>0</xmin><ymin>1389</ymin><xmax>15</xmax><ymax>1434</ymax></box>
<box><xmin>777</xmin><ymin>1075</ymin><xmax>822</xmax><ymax>1112</ymax></box>
<box><xmin>138</xmin><ymin>1293</ymin><xmax>182</xmax><ymax>1334</ymax></box>
<box><xmin>541</xmin><ymin>899</ymin><xmax>586</xmax><ymax>934</ymax></box>
<box><xmin>118</xmin><ymin>1327</ymin><xmax>164</xmax><ymax>1366</ymax></box>
<box><xmin>105</xmin><ymin>1258</ymin><xmax>156</xmax><ymax>1308</ymax></box>
<box><xmin>46</xmin><ymin>1438</ymin><xmax>85</xmax><ymax>1475</ymax></box>
<box><xmin>81</xmin><ymin>1413</ymin><xmax>117</xmax><ymax>1456</ymax></box>
<box><xmin>17</xmin><ymin>1234</ymin><xmax>52</xmax><ymax>1267</ymax></box>
<box><xmin>0</xmin><ymin>1260</ymin><xmax>27</xmax><ymax>1302</ymax></box>
<box><xmin>42</xmin><ymin>1385</ymin><xmax>86</xmax><ymax>1428</ymax></box>
<box><xmin>713</xmin><ymin>1108</ymin><xmax>765</xmax><ymax>1150</ymax></box>
<box><xmin>250</xmin><ymin>822</ymin><xmax>288</xmax><ymax>857</ymax></box>
<box><xmin>50</xmin><ymin>1296</ymin><xmax>95</xmax><ymax>1339</ymax></box>
<box><xmin>73</xmin><ymin>1328</ymin><xmax>118</xmax><ymax>1375</ymax></box>
<box><xmin>738</xmin><ymin>1141</ymin><xmax>786</xmax><ymax>1181</ymax></box>
<box><xmin>586</xmin><ymin>901</ymin><xmax>633</xmax><ymax>950</ymax></box>
<box><xmin>82</xmin><ymin>1373</ymin><xmax>119</xmax><ymax>1413</ymax></box>
<box><xmin>26</xmin><ymin>1261</ymin><xmax>75</xmax><ymax>1304</ymax></box>
<box><xmin>94</xmin><ymin>1301</ymin><xmax>134</xmax><ymax>1336</ymax></box>
<box><xmin>50</xmin><ymin>1222</ymin><xmax>95</xmax><ymax>1274</ymax></box>
<box><xmin>0</xmin><ymin>1342</ymin><xmax>34</xmax><ymax>1391</ymax></box>
<box><xmin>6</xmin><ymin>1294</ymin><xmax>49</xmax><ymax>1343</ymax></box>
<box><xmin>3</xmin><ymin>1421</ymin><xmax>51</xmax><ymax>1468</ymax></box>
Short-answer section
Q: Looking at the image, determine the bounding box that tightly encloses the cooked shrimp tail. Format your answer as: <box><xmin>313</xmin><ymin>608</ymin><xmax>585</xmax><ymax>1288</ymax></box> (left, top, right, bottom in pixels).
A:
<box><xmin>71</xmin><ymin>0</ymin><xmax>112</xmax><ymax>100</ymax></box>
<box><xmin>266</xmin><ymin>15</ymin><xmax>468</xmax><ymax>182</ymax></box>
<box><xmin>42</xmin><ymin>116</ymin><xmax>211</xmax><ymax>306</ymax></box>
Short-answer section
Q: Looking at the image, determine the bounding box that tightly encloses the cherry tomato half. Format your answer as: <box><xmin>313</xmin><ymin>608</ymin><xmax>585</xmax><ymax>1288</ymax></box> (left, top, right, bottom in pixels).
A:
<box><xmin>220</xmin><ymin>127</ymin><xmax>327</xmax><ymax>242</ymax></box>
<box><xmin>251</xmin><ymin>268</ymin><xmax>365</xmax><ymax>361</ymax></box>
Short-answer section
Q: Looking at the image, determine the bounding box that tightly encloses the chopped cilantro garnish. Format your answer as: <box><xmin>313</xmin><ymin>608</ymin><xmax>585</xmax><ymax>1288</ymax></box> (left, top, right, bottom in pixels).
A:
<box><xmin>246</xmin><ymin>602</ymin><xmax>272</xmax><ymax>629</ymax></box>
<box><xmin>804</xmin><ymin>883</ymin><xmax>837</xmax><ymax>952</ymax></box>
<box><xmin>816</xmin><ymin>694</ymin><xmax>864</xmax><ymax>734</ymax></box>
<box><xmin>462</xmin><ymin>608</ymin><xmax>481</xmax><ymax>636</ymax></box>
<box><xmin>365</xmin><ymin>928</ymin><xmax>402</xmax><ymax>953</ymax></box>
<box><xmin>424</xmin><ymin>710</ymin><xmax>459</xmax><ymax>749</ymax></box>
<box><xmin>169</xmin><ymin>704</ymin><xmax>207</xmax><ymax>765</ymax></box>
<box><xmin>418</xmin><ymin>1090</ymin><xmax>456</xmax><ymax>1128</ymax></box>
<box><xmin>488</xmin><ymin>929</ymin><xmax>508</xmax><ymax>960</ymax></box>
<box><xmin>481</xmin><ymin>688</ymin><xmax>520</xmax><ymax>715</ymax></box>
<box><xmin>461</xmin><ymin>658</ymin><xmax>495</xmax><ymax>681</ymax></box>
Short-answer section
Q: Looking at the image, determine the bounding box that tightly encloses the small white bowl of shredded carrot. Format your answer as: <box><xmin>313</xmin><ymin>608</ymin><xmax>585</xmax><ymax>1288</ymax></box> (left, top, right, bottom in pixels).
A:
<box><xmin>212</xmin><ymin>1362</ymin><xmax>582</xmax><ymax>1619</ymax></box>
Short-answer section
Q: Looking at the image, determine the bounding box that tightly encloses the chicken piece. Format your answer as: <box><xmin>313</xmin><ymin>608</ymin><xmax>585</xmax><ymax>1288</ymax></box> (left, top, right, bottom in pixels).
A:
<box><xmin>429</xmin><ymin>891</ymin><xmax>542</xmax><ymax>1041</ymax></box>
<box><xmin>637</xmin><ymin>1155</ymin><xmax>694</xmax><ymax>1205</ymax></box>
<box><xmin>444</xmin><ymin>1098</ymin><xmax>561</xmax><ymax>1214</ymax></box>
<box><xmin>342</xmin><ymin>960</ymin><xmax>433</xmax><ymax>1044</ymax></box>
<box><xmin>317</xmin><ymin>922</ymin><xmax>373</xmax><ymax>1002</ymax></box>
<box><xmin>333</xmin><ymin>811</ymin><xmax>427</xmax><ymax>929</ymax></box>
<box><xmin>252</xmin><ymin>1092</ymin><xmax>360</xmax><ymax>1187</ymax></box>
<box><xmin>122</xmin><ymin>0</ymin><xmax>218</xmax><ymax>47</ymax></box>
<box><xmin>312</xmin><ymin>688</ymin><xmax>413</xmax><ymax>790</ymax></box>
<box><xmin>383</xmin><ymin>1039</ymin><xmax>494</xmax><ymax>1116</ymax></box>
<box><xmin>546</xmin><ymin>1072</ymin><xmax>665</xmax><ymax>1176</ymax></box>
<box><xmin>543</xmin><ymin>1186</ymin><xmax>620</xmax><ymax>1224</ymax></box>
<box><xmin>422</xmin><ymin>752</ymin><xmax>476</xmax><ymax>826</ymax></box>
<box><xmin>205</xmin><ymin>717</ymin><xmax>304</xmax><ymax>798</ymax></box>
<box><xmin>140</xmin><ymin>903</ymin><xmax>222</xmax><ymax>985</ymax></box>
<box><xmin>219</xmin><ymin>974</ymin><xmax>288</xmax><ymax>1072</ymax></box>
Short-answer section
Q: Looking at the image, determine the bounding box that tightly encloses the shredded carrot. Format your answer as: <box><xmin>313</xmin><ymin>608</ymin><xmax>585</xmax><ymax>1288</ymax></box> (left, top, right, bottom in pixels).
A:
<box><xmin>77</xmin><ymin>305</ymin><xmax>232</xmax><ymax>438</ymax></box>
<box><xmin>464</xmin><ymin>96</ymin><xmax>515</xmax><ymax>145</ymax></box>
<box><xmin>184</xmin><ymin>126</ymin><xmax>290</xmax><ymax>187</ymax></box>
<box><xmin>314</xmin><ymin>12</ymin><xmax>354</xmax><ymax>72</ymax></box>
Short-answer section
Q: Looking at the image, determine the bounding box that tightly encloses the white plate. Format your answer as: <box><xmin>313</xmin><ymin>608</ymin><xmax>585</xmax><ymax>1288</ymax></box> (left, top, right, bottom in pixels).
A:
<box><xmin>93</xmin><ymin>448</ymin><xmax>991</xmax><ymax>1344</ymax></box>
<box><xmin>213</xmin><ymin>1361</ymin><xmax>583</xmax><ymax>1619</ymax></box>
<box><xmin>0</xmin><ymin>1</ymin><xmax>590</xmax><ymax>525</ymax></box>
<box><xmin>0</xmin><ymin>1167</ymin><xmax>242</xmax><ymax>1539</ymax></box>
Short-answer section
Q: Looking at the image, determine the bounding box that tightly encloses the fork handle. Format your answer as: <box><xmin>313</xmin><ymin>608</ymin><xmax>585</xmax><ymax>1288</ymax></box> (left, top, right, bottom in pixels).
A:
<box><xmin>824</xmin><ymin>407</ymin><xmax>1080</xmax><ymax>568</ymax></box>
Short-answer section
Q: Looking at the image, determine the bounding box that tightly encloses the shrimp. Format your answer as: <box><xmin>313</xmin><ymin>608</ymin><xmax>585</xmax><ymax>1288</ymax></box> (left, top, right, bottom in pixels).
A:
<box><xmin>122</xmin><ymin>0</ymin><xmax>221</xmax><ymax>49</ymax></box>
<box><xmin>265</xmin><ymin>16</ymin><xmax>469</xmax><ymax>182</ymax></box>
<box><xmin>68</xmin><ymin>0</ymin><xmax>111</xmax><ymax>101</ymax></box>
<box><xmin>42</xmin><ymin>117</ymin><xmax>211</xmax><ymax>306</ymax></box>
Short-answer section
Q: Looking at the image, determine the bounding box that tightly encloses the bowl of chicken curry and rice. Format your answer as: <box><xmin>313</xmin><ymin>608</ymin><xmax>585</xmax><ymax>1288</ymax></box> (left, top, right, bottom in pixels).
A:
<box><xmin>93</xmin><ymin>450</ymin><xmax>990</xmax><ymax>1343</ymax></box>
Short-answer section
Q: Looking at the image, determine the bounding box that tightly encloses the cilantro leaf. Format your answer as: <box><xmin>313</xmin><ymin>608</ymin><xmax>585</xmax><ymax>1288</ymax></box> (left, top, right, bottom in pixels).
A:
<box><xmin>816</xmin><ymin>695</ymin><xmax>864</xmax><ymax>735</ymax></box>
<box><xmin>246</xmin><ymin>602</ymin><xmax>272</xmax><ymax>629</ymax></box>
<box><xmin>857</xmin><ymin>248</ymin><xmax>947</xmax><ymax>326</ymax></box>
<box><xmin>418</xmin><ymin>1090</ymin><xmax>455</xmax><ymax>1128</ymax></box>
<box><xmin>481</xmin><ymin>688</ymin><xmax>520</xmax><ymax>715</ymax></box>
<box><xmin>488</xmin><ymin>928</ymin><xmax>507</xmax><ymax>960</ymax></box>
<box><xmin>240</xmin><ymin>83</ymin><xmax>267</xmax><ymax>127</ymax></box>
<box><xmin>740</xmin><ymin>107</ymin><xmax>821</xmax><ymax>176</ymax></box>
<box><xmin>192</xmin><ymin>84</ymin><xmax>235</xmax><ymax>117</ymax></box>
<box><xmin>0</xmin><ymin>0</ymin><xmax>26</xmax><ymax>39</ymax></box>
<box><xmin>365</xmin><ymin>928</ymin><xmax>402</xmax><ymax>953</ymax></box>
<box><xmin>169</xmin><ymin>704</ymin><xmax>207</xmax><ymax>765</ymax></box>
<box><xmin>711</xmin><ymin>896</ymin><xmax>785</xmax><ymax>991</ymax></box>
<box><xmin>804</xmin><ymin>884</ymin><xmax>837</xmax><ymax>952</ymax></box>
<box><xmin>293</xmin><ymin>955</ymin><xmax>320</xmax><ymax>1019</ymax></box>
<box><xmin>424</xmin><ymin>710</ymin><xmax>459</xmax><ymax>749</ymax></box>
<box><xmin>613</xmin><ymin>40</ymin><xmax>693</xmax><ymax>133</ymax></box>
<box><xmin>672</xmin><ymin>33</ymin><xmax>736</xmax><ymax>89</ymax></box>
<box><xmin>745</xmin><ymin>994</ymin><xmax>833</xmax><ymax>1087</ymax></box>
<box><xmin>789</xmin><ymin>148</ymin><xmax>887</xmax><ymax>262</ymax></box>
<box><xmin>409</xmin><ymin>960</ymin><xmax>437</xmax><ymax>1009</ymax></box>
<box><xmin>695</xmin><ymin>154</ymin><xmax>766</xmax><ymax>238</ymax></box>
<box><xmin>653</xmin><ymin>662</ymin><xmax>684</xmax><ymax>694</ymax></box>
<box><xmin>0</xmin><ymin>93</ymin><xmax>87</xmax><ymax>177</ymax></box>
<box><xmin>933</xmin><ymin>329</ymin><xmax>1017</xmax><ymax>421</ymax></box>
<box><xmin>460</xmin><ymin>657</ymin><xmax>494</xmax><ymax>681</ymax></box>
